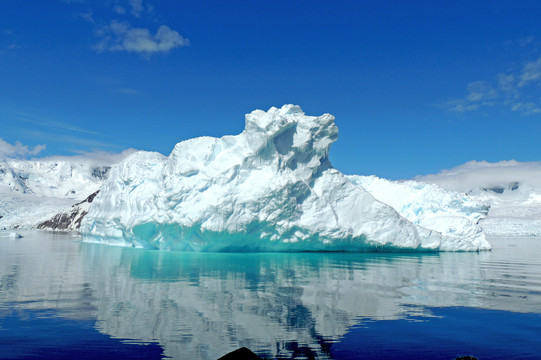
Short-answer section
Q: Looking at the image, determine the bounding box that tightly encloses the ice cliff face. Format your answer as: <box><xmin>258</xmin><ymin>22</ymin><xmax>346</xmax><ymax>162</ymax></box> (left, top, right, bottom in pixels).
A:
<box><xmin>81</xmin><ymin>105</ymin><xmax>490</xmax><ymax>251</ymax></box>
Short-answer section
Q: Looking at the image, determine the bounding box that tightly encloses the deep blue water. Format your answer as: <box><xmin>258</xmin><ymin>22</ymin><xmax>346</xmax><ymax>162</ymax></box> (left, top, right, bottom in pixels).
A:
<box><xmin>332</xmin><ymin>307</ymin><xmax>541</xmax><ymax>360</ymax></box>
<box><xmin>0</xmin><ymin>309</ymin><xmax>166</xmax><ymax>359</ymax></box>
<box><xmin>1</xmin><ymin>232</ymin><xmax>540</xmax><ymax>359</ymax></box>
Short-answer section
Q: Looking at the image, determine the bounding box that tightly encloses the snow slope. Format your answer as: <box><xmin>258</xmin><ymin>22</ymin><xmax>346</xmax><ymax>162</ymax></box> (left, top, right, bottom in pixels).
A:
<box><xmin>81</xmin><ymin>105</ymin><xmax>491</xmax><ymax>251</ymax></box>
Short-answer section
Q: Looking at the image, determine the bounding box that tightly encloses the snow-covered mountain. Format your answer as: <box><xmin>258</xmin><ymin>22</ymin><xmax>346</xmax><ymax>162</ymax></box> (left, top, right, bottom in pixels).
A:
<box><xmin>0</xmin><ymin>159</ymin><xmax>109</xmax><ymax>198</ymax></box>
<box><xmin>81</xmin><ymin>105</ymin><xmax>491</xmax><ymax>251</ymax></box>
<box><xmin>0</xmin><ymin>158</ymin><xmax>119</xmax><ymax>229</ymax></box>
<box><xmin>416</xmin><ymin>160</ymin><xmax>541</xmax><ymax>236</ymax></box>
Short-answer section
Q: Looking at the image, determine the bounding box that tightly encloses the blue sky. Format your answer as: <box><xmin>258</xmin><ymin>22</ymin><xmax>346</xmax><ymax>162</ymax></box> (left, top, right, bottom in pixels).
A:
<box><xmin>1</xmin><ymin>0</ymin><xmax>541</xmax><ymax>179</ymax></box>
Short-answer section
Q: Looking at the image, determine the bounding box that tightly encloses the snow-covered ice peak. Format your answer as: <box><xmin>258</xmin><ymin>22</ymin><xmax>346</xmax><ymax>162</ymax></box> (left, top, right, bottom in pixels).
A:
<box><xmin>81</xmin><ymin>105</ymin><xmax>491</xmax><ymax>252</ymax></box>
<box><xmin>168</xmin><ymin>105</ymin><xmax>337</xmax><ymax>182</ymax></box>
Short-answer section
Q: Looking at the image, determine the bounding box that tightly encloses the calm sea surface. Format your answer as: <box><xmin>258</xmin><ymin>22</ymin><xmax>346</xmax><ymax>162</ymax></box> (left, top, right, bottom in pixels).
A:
<box><xmin>1</xmin><ymin>231</ymin><xmax>540</xmax><ymax>360</ymax></box>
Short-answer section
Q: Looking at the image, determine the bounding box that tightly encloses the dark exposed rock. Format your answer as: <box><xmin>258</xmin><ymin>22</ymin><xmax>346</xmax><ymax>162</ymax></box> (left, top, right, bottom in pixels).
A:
<box><xmin>38</xmin><ymin>210</ymin><xmax>80</xmax><ymax>231</ymax></box>
<box><xmin>37</xmin><ymin>190</ymin><xmax>99</xmax><ymax>231</ymax></box>
<box><xmin>92</xmin><ymin>166</ymin><xmax>111</xmax><ymax>180</ymax></box>
<box><xmin>482</xmin><ymin>181</ymin><xmax>520</xmax><ymax>194</ymax></box>
<box><xmin>75</xmin><ymin>190</ymin><xmax>99</xmax><ymax>206</ymax></box>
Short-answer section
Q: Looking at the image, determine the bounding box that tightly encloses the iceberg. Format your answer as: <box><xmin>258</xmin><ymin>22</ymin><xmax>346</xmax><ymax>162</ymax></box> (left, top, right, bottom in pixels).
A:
<box><xmin>81</xmin><ymin>105</ymin><xmax>491</xmax><ymax>251</ymax></box>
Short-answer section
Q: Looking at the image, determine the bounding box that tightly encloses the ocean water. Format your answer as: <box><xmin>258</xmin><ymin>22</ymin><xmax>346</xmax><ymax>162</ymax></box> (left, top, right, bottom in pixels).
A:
<box><xmin>1</xmin><ymin>232</ymin><xmax>540</xmax><ymax>360</ymax></box>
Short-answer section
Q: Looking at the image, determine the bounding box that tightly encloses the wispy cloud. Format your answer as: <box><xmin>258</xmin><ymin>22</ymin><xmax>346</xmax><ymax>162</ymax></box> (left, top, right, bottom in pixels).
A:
<box><xmin>415</xmin><ymin>160</ymin><xmax>541</xmax><ymax>192</ymax></box>
<box><xmin>4</xmin><ymin>109</ymin><xmax>128</xmax><ymax>155</ymax></box>
<box><xmin>114</xmin><ymin>5</ymin><xmax>127</xmax><ymax>15</ymax></box>
<box><xmin>519</xmin><ymin>57</ymin><xmax>541</xmax><ymax>87</ymax></box>
<box><xmin>447</xmin><ymin>81</ymin><xmax>498</xmax><ymax>112</ymax></box>
<box><xmin>130</xmin><ymin>0</ymin><xmax>144</xmax><ymax>18</ymax></box>
<box><xmin>110</xmin><ymin>0</ymin><xmax>150</xmax><ymax>18</ymax></box>
<box><xmin>94</xmin><ymin>20</ymin><xmax>189</xmax><ymax>56</ymax></box>
<box><xmin>446</xmin><ymin>43</ymin><xmax>541</xmax><ymax>116</ymax></box>
<box><xmin>17</xmin><ymin>128</ymin><xmax>119</xmax><ymax>149</ymax></box>
<box><xmin>0</xmin><ymin>138</ymin><xmax>46</xmax><ymax>160</ymax></box>
<box><xmin>0</xmin><ymin>29</ymin><xmax>20</xmax><ymax>55</ymax></box>
<box><xmin>12</xmin><ymin>111</ymin><xmax>100</xmax><ymax>136</ymax></box>
<box><xmin>79</xmin><ymin>11</ymin><xmax>94</xmax><ymax>23</ymax></box>
<box><xmin>510</xmin><ymin>102</ymin><xmax>541</xmax><ymax>115</ymax></box>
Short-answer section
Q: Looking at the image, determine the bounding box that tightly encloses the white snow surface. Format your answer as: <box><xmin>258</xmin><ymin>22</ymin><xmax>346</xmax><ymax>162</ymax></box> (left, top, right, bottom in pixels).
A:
<box><xmin>81</xmin><ymin>105</ymin><xmax>491</xmax><ymax>251</ymax></box>
<box><xmin>347</xmin><ymin>175</ymin><xmax>490</xmax><ymax>250</ymax></box>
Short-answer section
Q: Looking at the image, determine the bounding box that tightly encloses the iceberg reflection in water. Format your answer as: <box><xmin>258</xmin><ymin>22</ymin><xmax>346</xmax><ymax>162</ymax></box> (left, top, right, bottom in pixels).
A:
<box><xmin>1</xmin><ymin>231</ymin><xmax>540</xmax><ymax>359</ymax></box>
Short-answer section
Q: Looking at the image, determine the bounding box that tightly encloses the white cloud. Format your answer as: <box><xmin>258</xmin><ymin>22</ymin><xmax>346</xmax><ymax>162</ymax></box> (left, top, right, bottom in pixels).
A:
<box><xmin>465</xmin><ymin>81</ymin><xmax>498</xmax><ymax>102</ymax></box>
<box><xmin>415</xmin><ymin>160</ymin><xmax>541</xmax><ymax>193</ymax></box>
<box><xmin>447</xmin><ymin>100</ymin><xmax>480</xmax><ymax>113</ymax></box>
<box><xmin>114</xmin><ymin>5</ymin><xmax>126</xmax><ymax>15</ymax></box>
<box><xmin>447</xmin><ymin>81</ymin><xmax>498</xmax><ymax>113</ymax></box>
<box><xmin>95</xmin><ymin>20</ymin><xmax>189</xmax><ymax>55</ymax></box>
<box><xmin>12</xmin><ymin>111</ymin><xmax>99</xmax><ymax>136</ymax></box>
<box><xmin>519</xmin><ymin>57</ymin><xmax>541</xmax><ymax>87</ymax></box>
<box><xmin>0</xmin><ymin>138</ymin><xmax>46</xmax><ymax>160</ymax></box>
<box><xmin>130</xmin><ymin>0</ymin><xmax>144</xmax><ymax>18</ymax></box>
<box><xmin>496</xmin><ymin>73</ymin><xmax>519</xmax><ymax>101</ymax></box>
<box><xmin>511</xmin><ymin>102</ymin><xmax>541</xmax><ymax>115</ymax></box>
<box><xmin>79</xmin><ymin>11</ymin><xmax>94</xmax><ymax>23</ymax></box>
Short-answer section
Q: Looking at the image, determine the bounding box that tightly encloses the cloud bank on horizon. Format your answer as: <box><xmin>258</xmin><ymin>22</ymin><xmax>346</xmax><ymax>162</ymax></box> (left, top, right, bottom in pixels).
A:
<box><xmin>416</xmin><ymin>160</ymin><xmax>541</xmax><ymax>192</ymax></box>
<box><xmin>0</xmin><ymin>137</ymin><xmax>136</xmax><ymax>165</ymax></box>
